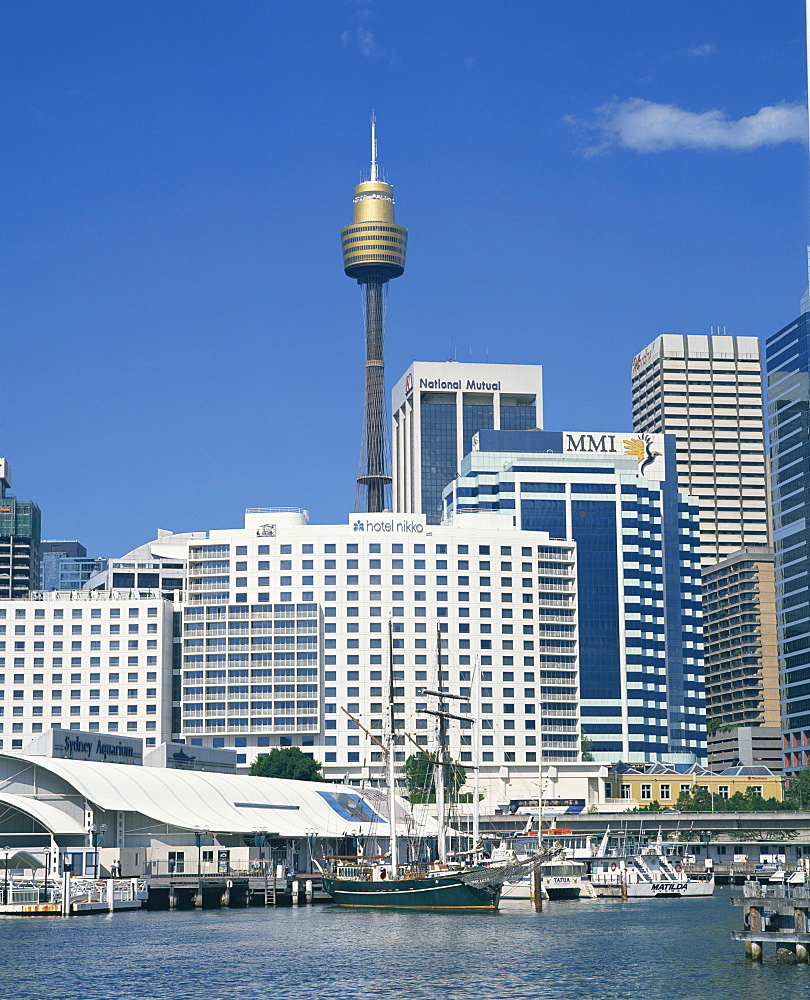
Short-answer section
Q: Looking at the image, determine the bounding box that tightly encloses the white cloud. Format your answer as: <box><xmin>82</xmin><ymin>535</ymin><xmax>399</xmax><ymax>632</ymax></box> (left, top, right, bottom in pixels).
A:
<box><xmin>341</xmin><ymin>24</ymin><xmax>397</xmax><ymax>63</ymax></box>
<box><xmin>356</xmin><ymin>26</ymin><xmax>379</xmax><ymax>58</ymax></box>
<box><xmin>686</xmin><ymin>42</ymin><xmax>717</xmax><ymax>57</ymax></box>
<box><xmin>567</xmin><ymin>98</ymin><xmax>807</xmax><ymax>155</ymax></box>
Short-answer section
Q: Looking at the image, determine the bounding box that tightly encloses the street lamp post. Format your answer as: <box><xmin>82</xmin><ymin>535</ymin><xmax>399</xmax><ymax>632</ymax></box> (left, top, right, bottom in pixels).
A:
<box><xmin>305</xmin><ymin>829</ymin><xmax>319</xmax><ymax>872</ymax></box>
<box><xmin>90</xmin><ymin>823</ymin><xmax>107</xmax><ymax>877</ymax></box>
<box><xmin>252</xmin><ymin>827</ymin><xmax>267</xmax><ymax>872</ymax></box>
<box><xmin>194</xmin><ymin>826</ymin><xmax>209</xmax><ymax>876</ymax></box>
<box><xmin>3</xmin><ymin>846</ymin><xmax>10</xmax><ymax>906</ymax></box>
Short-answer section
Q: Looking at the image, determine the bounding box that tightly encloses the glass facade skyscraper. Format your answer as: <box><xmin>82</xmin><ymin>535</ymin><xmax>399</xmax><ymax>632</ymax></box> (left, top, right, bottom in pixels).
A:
<box><xmin>442</xmin><ymin>428</ymin><xmax>706</xmax><ymax>764</ymax></box>
<box><xmin>766</xmin><ymin>312</ymin><xmax>810</xmax><ymax>775</ymax></box>
<box><xmin>392</xmin><ymin>363</ymin><xmax>544</xmax><ymax>524</ymax></box>
<box><xmin>0</xmin><ymin>461</ymin><xmax>41</xmax><ymax>600</ymax></box>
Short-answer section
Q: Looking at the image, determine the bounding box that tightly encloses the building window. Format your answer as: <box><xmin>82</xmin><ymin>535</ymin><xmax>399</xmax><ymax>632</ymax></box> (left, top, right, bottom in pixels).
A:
<box><xmin>659</xmin><ymin>784</ymin><xmax>670</xmax><ymax>800</ymax></box>
<box><xmin>621</xmin><ymin>784</ymin><xmax>631</xmax><ymax>799</ymax></box>
<box><xmin>640</xmin><ymin>784</ymin><xmax>652</xmax><ymax>800</ymax></box>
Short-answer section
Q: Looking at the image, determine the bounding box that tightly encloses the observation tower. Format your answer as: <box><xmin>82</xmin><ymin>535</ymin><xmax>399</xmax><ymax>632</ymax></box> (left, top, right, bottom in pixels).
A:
<box><xmin>341</xmin><ymin>114</ymin><xmax>408</xmax><ymax>513</ymax></box>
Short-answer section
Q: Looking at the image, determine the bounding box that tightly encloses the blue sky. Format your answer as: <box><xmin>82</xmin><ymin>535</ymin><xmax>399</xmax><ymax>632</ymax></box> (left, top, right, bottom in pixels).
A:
<box><xmin>3</xmin><ymin>0</ymin><xmax>808</xmax><ymax>556</ymax></box>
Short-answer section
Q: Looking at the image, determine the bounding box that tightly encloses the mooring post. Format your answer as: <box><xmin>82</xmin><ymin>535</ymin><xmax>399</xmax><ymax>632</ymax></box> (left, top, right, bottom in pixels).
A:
<box><xmin>292</xmin><ymin>879</ymin><xmax>300</xmax><ymax>905</ymax></box>
<box><xmin>530</xmin><ymin>868</ymin><xmax>542</xmax><ymax>912</ymax></box>
<box><xmin>305</xmin><ymin>879</ymin><xmax>313</xmax><ymax>904</ymax></box>
<box><xmin>61</xmin><ymin>871</ymin><xmax>71</xmax><ymax>916</ymax></box>
<box><xmin>795</xmin><ymin>903</ymin><xmax>809</xmax><ymax>962</ymax></box>
<box><xmin>746</xmin><ymin>902</ymin><xmax>764</xmax><ymax>962</ymax></box>
<box><xmin>107</xmin><ymin>878</ymin><xmax>115</xmax><ymax>913</ymax></box>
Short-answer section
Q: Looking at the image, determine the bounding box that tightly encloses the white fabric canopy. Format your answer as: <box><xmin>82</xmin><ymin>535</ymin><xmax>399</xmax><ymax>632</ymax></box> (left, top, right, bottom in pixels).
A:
<box><xmin>0</xmin><ymin>790</ymin><xmax>86</xmax><ymax>835</ymax></box>
<box><xmin>2</xmin><ymin>754</ymin><xmax>400</xmax><ymax>837</ymax></box>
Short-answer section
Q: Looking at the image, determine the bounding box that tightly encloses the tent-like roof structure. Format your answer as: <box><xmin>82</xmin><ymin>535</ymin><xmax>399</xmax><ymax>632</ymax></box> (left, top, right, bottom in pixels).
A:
<box><xmin>645</xmin><ymin>762</ymin><xmax>676</xmax><ymax>775</ymax></box>
<box><xmin>681</xmin><ymin>763</ymin><xmax>714</xmax><ymax>775</ymax></box>
<box><xmin>0</xmin><ymin>790</ymin><xmax>86</xmax><ymax>835</ymax></box>
<box><xmin>0</xmin><ymin>753</ymin><xmax>420</xmax><ymax>838</ymax></box>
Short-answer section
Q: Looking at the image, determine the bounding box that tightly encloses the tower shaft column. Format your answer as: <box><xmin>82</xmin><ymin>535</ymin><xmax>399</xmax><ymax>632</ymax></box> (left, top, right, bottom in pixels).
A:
<box><xmin>358</xmin><ymin>275</ymin><xmax>391</xmax><ymax>513</ymax></box>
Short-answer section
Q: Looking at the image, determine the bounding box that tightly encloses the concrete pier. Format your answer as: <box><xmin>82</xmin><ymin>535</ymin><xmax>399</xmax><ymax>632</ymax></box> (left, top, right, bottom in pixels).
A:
<box><xmin>144</xmin><ymin>873</ymin><xmax>326</xmax><ymax>910</ymax></box>
<box><xmin>732</xmin><ymin>883</ymin><xmax>810</xmax><ymax>962</ymax></box>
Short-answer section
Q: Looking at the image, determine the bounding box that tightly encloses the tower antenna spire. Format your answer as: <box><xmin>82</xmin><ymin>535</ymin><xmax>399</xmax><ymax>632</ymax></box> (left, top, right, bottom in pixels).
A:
<box><xmin>370</xmin><ymin>110</ymin><xmax>378</xmax><ymax>182</ymax></box>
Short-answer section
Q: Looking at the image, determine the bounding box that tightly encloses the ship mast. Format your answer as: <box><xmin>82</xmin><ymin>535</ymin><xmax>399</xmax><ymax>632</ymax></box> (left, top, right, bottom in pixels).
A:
<box><xmin>387</xmin><ymin>619</ymin><xmax>399</xmax><ymax>878</ymax></box>
<box><xmin>472</xmin><ymin>655</ymin><xmax>480</xmax><ymax>852</ymax></box>
<box><xmin>435</xmin><ymin>624</ymin><xmax>447</xmax><ymax>864</ymax></box>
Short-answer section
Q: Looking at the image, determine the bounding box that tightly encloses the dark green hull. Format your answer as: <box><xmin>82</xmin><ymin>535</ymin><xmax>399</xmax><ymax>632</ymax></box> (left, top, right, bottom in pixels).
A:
<box><xmin>322</xmin><ymin>872</ymin><xmax>501</xmax><ymax>911</ymax></box>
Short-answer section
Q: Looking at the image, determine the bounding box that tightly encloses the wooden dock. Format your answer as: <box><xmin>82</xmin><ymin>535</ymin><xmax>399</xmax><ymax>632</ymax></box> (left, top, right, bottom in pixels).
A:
<box><xmin>731</xmin><ymin>883</ymin><xmax>810</xmax><ymax>962</ymax></box>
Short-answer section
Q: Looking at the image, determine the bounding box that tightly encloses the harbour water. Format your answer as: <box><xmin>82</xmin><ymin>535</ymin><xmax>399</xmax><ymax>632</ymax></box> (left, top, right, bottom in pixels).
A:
<box><xmin>0</xmin><ymin>888</ymin><xmax>808</xmax><ymax>1000</ymax></box>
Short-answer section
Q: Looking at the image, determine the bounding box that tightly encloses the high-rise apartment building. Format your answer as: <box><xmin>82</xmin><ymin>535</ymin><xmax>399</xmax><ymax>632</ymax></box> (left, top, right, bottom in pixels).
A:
<box><xmin>441</xmin><ymin>428</ymin><xmax>706</xmax><ymax>764</ymax></box>
<box><xmin>766</xmin><ymin>311</ymin><xmax>810</xmax><ymax>775</ymax></box>
<box><xmin>631</xmin><ymin>335</ymin><xmax>769</xmax><ymax>566</ymax></box>
<box><xmin>0</xmin><ymin>592</ymin><xmax>175</xmax><ymax>752</ymax></box>
<box><xmin>702</xmin><ymin>548</ymin><xmax>779</xmax><ymax>730</ymax></box>
<box><xmin>0</xmin><ymin>459</ymin><xmax>41</xmax><ymax>600</ymax></box>
<box><xmin>392</xmin><ymin>362</ymin><xmax>544</xmax><ymax>524</ymax></box>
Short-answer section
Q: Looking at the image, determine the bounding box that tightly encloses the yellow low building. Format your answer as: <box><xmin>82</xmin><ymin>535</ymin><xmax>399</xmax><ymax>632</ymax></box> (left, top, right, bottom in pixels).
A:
<box><xmin>606</xmin><ymin>763</ymin><xmax>782</xmax><ymax>805</ymax></box>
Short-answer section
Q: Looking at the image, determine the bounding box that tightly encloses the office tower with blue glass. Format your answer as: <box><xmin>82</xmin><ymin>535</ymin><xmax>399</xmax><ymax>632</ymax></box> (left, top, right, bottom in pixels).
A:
<box><xmin>766</xmin><ymin>306</ymin><xmax>810</xmax><ymax>776</ymax></box>
<box><xmin>392</xmin><ymin>362</ymin><xmax>544</xmax><ymax>524</ymax></box>
<box><xmin>442</xmin><ymin>429</ymin><xmax>705</xmax><ymax>764</ymax></box>
<box><xmin>0</xmin><ymin>458</ymin><xmax>41</xmax><ymax>599</ymax></box>
<box><xmin>342</xmin><ymin>115</ymin><xmax>407</xmax><ymax>514</ymax></box>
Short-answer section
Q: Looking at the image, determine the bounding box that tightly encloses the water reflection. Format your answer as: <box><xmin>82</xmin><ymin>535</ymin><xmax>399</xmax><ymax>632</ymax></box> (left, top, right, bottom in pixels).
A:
<box><xmin>0</xmin><ymin>889</ymin><xmax>807</xmax><ymax>1000</ymax></box>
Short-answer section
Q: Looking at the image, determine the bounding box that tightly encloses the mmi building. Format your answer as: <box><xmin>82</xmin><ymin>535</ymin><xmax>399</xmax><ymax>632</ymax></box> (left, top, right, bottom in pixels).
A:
<box><xmin>441</xmin><ymin>428</ymin><xmax>706</xmax><ymax>764</ymax></box>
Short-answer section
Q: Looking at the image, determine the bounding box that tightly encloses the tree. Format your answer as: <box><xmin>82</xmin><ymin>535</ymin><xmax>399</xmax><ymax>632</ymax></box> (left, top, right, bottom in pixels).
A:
<box><xmin>404</xmin><ymin>752</ymin><xmax>466</xmax><ymax>803</ymax></box>
<box><xmin>250</xmin><ymin>747</ymin><xmax>323</xmax><ymax>781</ymax></box>
<box><xmin>580</xmin><ymin>729</ymin><xmax>594</xmax><ymax>762</ymax></box>
<box><xmin>784</xmin><ymin>767</ymin><xmax>810</xmax><ymax>809</ymax></box>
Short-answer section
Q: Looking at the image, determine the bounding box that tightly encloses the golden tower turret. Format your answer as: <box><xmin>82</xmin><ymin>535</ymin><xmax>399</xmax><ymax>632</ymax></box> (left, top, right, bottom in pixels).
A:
<box><xmin>343</xmin><ymin>114</ymin><xmax>408</xmax><ymax>513</ymax></box>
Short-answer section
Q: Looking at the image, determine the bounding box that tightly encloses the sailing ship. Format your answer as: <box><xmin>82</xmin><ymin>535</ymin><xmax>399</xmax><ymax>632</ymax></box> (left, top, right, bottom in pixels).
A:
<box><xmin>321</xmin><ymin>625</ymin><xmax>551</xmax><ymax>910</ymax></box>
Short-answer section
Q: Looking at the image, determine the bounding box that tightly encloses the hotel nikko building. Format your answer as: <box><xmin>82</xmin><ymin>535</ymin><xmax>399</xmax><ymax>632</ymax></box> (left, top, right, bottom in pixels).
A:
<box><xmin>177</xmin><ymin>510</ymin><xmax>581</xmax><ymax>785</ymax></box>
<box><xmin>5</xmin><ymin>509</ymin><xmax>585</xmax><ymax>800</ymax></box>
<box><xmin>441</xmin><ymin>429</ymin><xmax>706</xmax><ymax>764</ymax></box>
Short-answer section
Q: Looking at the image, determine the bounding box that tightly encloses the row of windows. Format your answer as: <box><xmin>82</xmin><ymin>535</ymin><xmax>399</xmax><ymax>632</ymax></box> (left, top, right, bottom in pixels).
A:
<box><xmin>193</xmin><ymin>558</ymin><xmax>541</xmax><ymax>572</ymax></box>
<box><xmin>0</xmin><ymin>606</ymin><xmax>160</xmax><ymax>620</ymax></box>
<box><xmin>0</xmin><ymin>672</ymin><xmax>154</xmax><ymax>682</ymax></box>
<box><xmin>341</xmin><ymin>234</ymin><xmax>406</xmax><ymax>247</ymax></box>
<box><xmin>323</xmin><ymin>751</ymin><xmax>543</xmax><ymax>764</ymax></box>
<box><xmin>4</xmin><ymin>642</ymin><xmax>159</xmax><ymax>652</ymax></box>
<box><xmin>4</xmin><ymin>688</ymin><xmax>156</xmax><ymax>699</ymax></box>
<box><xmin>344</xmin><ymin>252</ymin><xmax>404</xmax><ymax>263</ymax></box>
<box><xmin>190</xmin><ymin>543</ymin><xmax>543</xmax><ymax>557</ymax></box>
<box><xmin>2</xmin><ymin>705</ymin><xmax>156</xmax><ymax>716</ymax></box>
<box><xmin>0</xmin><ymin>623</ymin><xmax>158</xmax><ymax>634</ymax></box>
